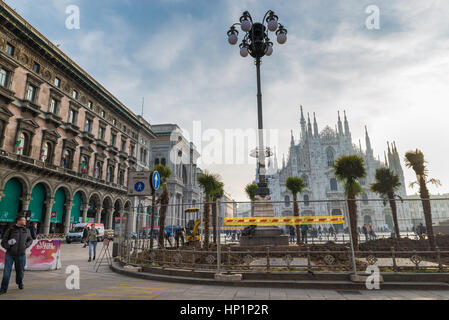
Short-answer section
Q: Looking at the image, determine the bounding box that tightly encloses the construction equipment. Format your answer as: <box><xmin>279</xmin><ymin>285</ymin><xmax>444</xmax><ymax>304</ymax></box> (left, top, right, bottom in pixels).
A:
<box><xmin>184</xmin><ymin>208</ymin><xmax>201</xmax><ymax>244</ymax></box>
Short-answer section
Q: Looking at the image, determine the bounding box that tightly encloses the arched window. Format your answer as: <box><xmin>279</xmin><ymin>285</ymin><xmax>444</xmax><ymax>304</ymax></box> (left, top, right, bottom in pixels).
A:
<box><xmin>80</xmin><ymin>156</ymin><xmax>88</xmax><ymax>174</ymax></box>
<box><xmin>327</xmin><ymin>148</ymin><xmax>335</xmax><ymax>167</ymax></box>
<box><xmin>155</xmin><ymin>158</ymin><xmax>160</xmax><ymax>165</ymax></box>
<box><xmin>301</xmin><ymin>174</ymin><xmax>309</xmax><ymax>187</ymax></box>
<box><xmin>161</xmin><ymin>158</ymin><xmax>166</xmax><ymax>166</ymax></box>
<box><xmin>304</xmin><ymin>194</ymin><xmax>310</xmax><ymax>206</ymax></box>
<box><xmin>40</xmin><ymin>142</ymin><xmax>51</xmax><ymax>162</ymax></box>
<box><xmin>284</xmin><ymin>195</ymin><xmax>290</xmax><ymax>207</ymax></box>
<box><xmin>362</xmin><ymin>193</ymin><xmax>368</xmax><ymax>205</ymax></box>
<box><xmin>16</xmin><ymin>132</ymin><xmax>27</xmax><ymax>155</ymax></box>
<box><xmin>63</xmin><ymin>149</ymin><xmax>72</xmax><ymax>169</ymax></box>
<box><xmin>95</xmin><ymin>162</ymin><xmax>102</xmax><ymax>179</ymax></box>
<box><xmin>107</xmin><ymin>166</ymin><xmax>114</xmax><ymax>183</ymax></box>
<box><xmin>330</xmin><ymin>178</ymin><xmax>338</xmax><ymax>191</ymax></box>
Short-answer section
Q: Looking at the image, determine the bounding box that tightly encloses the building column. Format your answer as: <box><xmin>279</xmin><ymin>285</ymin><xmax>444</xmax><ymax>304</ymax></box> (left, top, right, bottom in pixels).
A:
<box><xmin>21</xmin><ymin>194</ymin><xmax>32</xmax><ymax>212</ymax></box>
<box><xmin>107</xmin><ymin>208</ymin><xmax>113</xmax><ymax>230</ymax></box>
<box><xmin>43</xmin><ymin>198</ymin><xmax>55</xmax><ymax>234</ymax></box>
<box><xmin>82</xmin><ymin>205</ymin><xmax>88</xmax><ymax>223</ymax></box>
<box><xmin>64</xmin><ymin>201</ymin><xmax>73</xmax><ymax>234</ymax></box>
<box><xmin>95</xmin><ymin>207</ymin><xmax>102</xmax><ymax>223</ymax></box>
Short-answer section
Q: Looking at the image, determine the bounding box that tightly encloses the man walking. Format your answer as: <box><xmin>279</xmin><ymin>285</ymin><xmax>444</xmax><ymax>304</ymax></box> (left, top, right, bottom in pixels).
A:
<box><xmin>87</xmin><ymin>224</ymin><xmax>99</xmax><ymax>262</ymax></box>
<box><xmin>0</xmin><ymin>216</ymin><xmax>33</xmax><ymax>294</ymax></box>
<box><xmin>301</xmin><ymin>224</ymin><xmax>309</xmax><ymax>244</ymax></box>
<box><xmin>362</xmin><ymin>224</ymin><xmax>369</xmax><ymax>242</ymax></box>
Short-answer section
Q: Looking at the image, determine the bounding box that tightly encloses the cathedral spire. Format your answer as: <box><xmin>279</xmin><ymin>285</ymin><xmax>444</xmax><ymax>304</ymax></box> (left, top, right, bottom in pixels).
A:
<box><xmin>365</xmin><ymin>125</ymin><xmax>373</xmax><ymax>158</ymax></box>
<box><xmin>290</xmin><ymin>130</ymin><xmax>295</xmax><ymax>147</ymax></box>
<box><xmin>307</xmin><ymin>113</ymin><xmax>313</xmax><ymax>138</ymax></box>
<box><xmin>344</xmin><ymin>110</ymin><xmax>351</xmax><ymax>138</ymax></box>
<box><xmin>313</xmin><ymin>112</ymin><xmax>319</xmax><ymax>138</ymax></box>
<box><xmin>359</xmin><ymin>139</ymin><xmax>362</xmax><ymax>153</ymax></box>
<box><xmin>384</xmin><ymin>151</ymin><xmax>388</xmax><ymax>167</ymax></box>
<box><xmin>282</xmin><ymin>153</ymin><xmax>285</xmax><ymax>169</ymax></box>
<box><xmin>300</xmin><ymin>105</ymin><xmax>307</xmax><ymax>141</ymax></box>
<box><xmin>337</xmin><ymin>111</ymin><xmax>343</xmax><ymax>136</ymax></box>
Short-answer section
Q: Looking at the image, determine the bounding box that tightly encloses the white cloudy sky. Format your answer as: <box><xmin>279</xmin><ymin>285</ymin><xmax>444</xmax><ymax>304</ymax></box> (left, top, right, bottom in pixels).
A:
<box><xmin>5</xmin><ymin>0</ymin><xmax>449</xmax><ymax>201</ymax></box>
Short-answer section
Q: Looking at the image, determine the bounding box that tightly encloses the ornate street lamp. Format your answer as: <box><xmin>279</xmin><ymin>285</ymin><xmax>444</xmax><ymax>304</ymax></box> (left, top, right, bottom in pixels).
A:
<box><xmin>227</xmin><ymin>10</ymin><xmax>287</xmax><ymax>197</ymax></box>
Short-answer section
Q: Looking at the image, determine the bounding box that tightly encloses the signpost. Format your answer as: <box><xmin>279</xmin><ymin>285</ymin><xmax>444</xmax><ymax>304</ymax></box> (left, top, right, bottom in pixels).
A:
<box><xmin>51</xmin><ymin>211</ymin><xmax>56</xmax><ymax>234</ymax></box>
<box><xmin>149</xmin><ymin>170</ymin><xmax>160</xmax><ymax>251</ymax></box>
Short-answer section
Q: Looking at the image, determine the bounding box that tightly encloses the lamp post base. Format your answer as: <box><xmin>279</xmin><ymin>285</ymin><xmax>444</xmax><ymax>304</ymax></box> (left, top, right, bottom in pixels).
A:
<box><xmin>239</xmin><ymin>195</ymin><xmax>289</xmax><ymax>247</ymax></box>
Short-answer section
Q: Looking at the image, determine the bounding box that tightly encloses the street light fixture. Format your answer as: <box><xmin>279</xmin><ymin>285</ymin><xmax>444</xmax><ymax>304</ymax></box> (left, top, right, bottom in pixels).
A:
<box><xmin>227</xmin><ymin>10</ymin><xmax>288</xmax><ymax>197</ymax></box>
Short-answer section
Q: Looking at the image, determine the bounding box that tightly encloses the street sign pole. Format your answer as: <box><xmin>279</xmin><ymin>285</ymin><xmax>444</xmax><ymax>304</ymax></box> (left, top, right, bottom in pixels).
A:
<box><xmin>216</xmin><ymin>199</ymin><xmax>221</xmax><ymax>275</ymax></box>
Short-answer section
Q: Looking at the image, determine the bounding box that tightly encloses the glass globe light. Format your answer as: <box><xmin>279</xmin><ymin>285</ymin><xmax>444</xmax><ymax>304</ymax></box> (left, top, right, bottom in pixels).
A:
<box><xmin>228</xmin><ymin>33</ymin><xmax>238</xmax><ymax>45</ymax></box>
<box><xmin>240</xmin><ymin>47</ymin><xmax>249</xmax><ymax>57</ymax></box>
<box><xmin>267</xmin><ymin>19</ymin><xmax>278</xmax><ymax>32</ymax></box>
<box><xmin>277</xmin><ymin>32</ymin><xmax>287</xmax><ymax>44</ymax></box>
<box><xmin>241</xmin><ymin>19</ymin><xmax>252</xmax><ymax>32</ymax></box>
<box><xmin>265</xmin><ymin>45</ymin><xmax>273</xmax><ymax>56</ymax></box>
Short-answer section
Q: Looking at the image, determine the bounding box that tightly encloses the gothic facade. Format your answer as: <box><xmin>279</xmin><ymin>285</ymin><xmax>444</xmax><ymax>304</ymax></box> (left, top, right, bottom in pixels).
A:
<box><xmin>267</xmin><ymin>106</ymin><xmax>413</xmax><ymax>231</ymax></box>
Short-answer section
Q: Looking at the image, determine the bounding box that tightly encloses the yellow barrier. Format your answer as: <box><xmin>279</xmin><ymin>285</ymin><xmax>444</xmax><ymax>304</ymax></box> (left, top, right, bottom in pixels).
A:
<box><xmin>224</xmin><ymin>215</ymin><xmax>345</xmax><ymax>226</ymax></box>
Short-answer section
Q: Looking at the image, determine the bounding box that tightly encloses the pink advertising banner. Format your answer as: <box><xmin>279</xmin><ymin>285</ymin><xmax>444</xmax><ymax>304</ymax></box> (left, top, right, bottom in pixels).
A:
<box><xmin>0</xmin><ymin>240</ymin><xmax>62</xmax><ymax>271</ymax></box>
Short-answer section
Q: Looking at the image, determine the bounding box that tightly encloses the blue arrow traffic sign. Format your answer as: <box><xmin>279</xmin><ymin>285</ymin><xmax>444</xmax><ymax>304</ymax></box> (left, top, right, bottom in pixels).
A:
<box><xmin>151</xmin><ymin>171</ymin><xmax>160</xmax><ymax>191</ymax></box>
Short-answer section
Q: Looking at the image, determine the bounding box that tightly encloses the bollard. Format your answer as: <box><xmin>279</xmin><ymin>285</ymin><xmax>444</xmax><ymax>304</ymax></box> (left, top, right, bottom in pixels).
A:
<box><xmin>436</xmin><ymin>246</ymin><xmax>443</xmax><ymax>273</ymax></box>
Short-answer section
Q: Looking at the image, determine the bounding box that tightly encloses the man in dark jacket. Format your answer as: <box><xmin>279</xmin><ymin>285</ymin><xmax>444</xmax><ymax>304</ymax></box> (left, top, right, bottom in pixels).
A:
<box><xmin>0</xmin><ymin>216</ymin><xmax>33</xmax><ymax>294</ymax></box>
<box><xmin>82</xmin><ymin>227</ymin><xmax>88</xmax><ymax>248</ymax></box>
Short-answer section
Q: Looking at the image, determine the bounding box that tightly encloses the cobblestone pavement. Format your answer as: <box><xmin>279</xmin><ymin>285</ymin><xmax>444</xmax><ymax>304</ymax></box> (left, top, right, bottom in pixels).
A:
<box><xmin>0</xmin><ymin>242</ymin><xmax>448</xmax><ymax>300</ymax></box>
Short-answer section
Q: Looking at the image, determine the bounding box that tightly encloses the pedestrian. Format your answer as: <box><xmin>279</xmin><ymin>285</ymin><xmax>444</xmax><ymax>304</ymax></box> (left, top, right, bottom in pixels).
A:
<box><xmin>82</xmin><ymin>226</ymin><xmax>88</xmax><ymax>248</ymax></box>
<box><xmin>318</xmin><ymin>226</ymin><xmax>322</xmax><ymax>235</ymax></box>
<box><xmin>362</xmin><ymin>224</ymin><xmax>369</xmax><ymax>241</ymax></box>
<box><xmin>0</xmin><ymin>216</ymin><xmax>33</xmax><ymax>295</ymax></box>
<box><xmin>175</xmin><ymin>227</ymin><xmax>182</xmax><ymax>248</ymax></box>
<box><xmin>29</xmin><ymin>222</ymin><xmax>38</xmax><ymax>240</ymax></box>
<box><xmin>301</xmin><ymin>225</ymin><xmax>309</xmax><ymax>244</ymax></box>
<box><xmin>289</xmin><ymin>226</ymin><xmax>295</xmax><ymax>243</ymax></box>
<box><xmin>87</xmin><ymin>224</ymin><xmax>99</xmax><ymax>262</ymax></box>
<box><xmin>368</xmin><ymin>223</ymin><xmax>376</xmax><ymax>240</ymax></box>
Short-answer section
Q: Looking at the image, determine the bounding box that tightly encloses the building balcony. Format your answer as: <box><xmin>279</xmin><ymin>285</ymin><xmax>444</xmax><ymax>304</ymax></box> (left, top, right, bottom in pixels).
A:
<box><xmin>95</xmin><ymin>139</ymin><xmax>107</xmax><ymax>150</ymax></box>
<box><xmin>79</xmin><ymin>131</ymin><xmax>95</xmax><ymax>144</ymax></box>
<box><xmin>106</xmin><ymin>145</ymin><xmax>119</xmax><ymax>155</ymax></box>
<box><xmin>43</xmin><ymin>112</ymin><xmax>62</xmax><ymax>128</ymax></box>
<box><xmin>0</xmin><ymin>86</ymin><xmax>15</xmax><ymax>104</ymax></box>
<box><xmin>128</xmin><ymin>156</ymin><xmax>137</xmax><ymax>164</ymax></box>
<box><xmin>119</xmin><ymin>150</ymin><xmax>128</xmax><ymax>159</ymax></box>
<box><xmin>0</xmin><ymin>150</ymin><xmax>129</xmax><ymax>194</ymax></box>
<box><xmin>19</xmin><ymin>99</ymin><xmax>41</xmax><ymax>117</ymax></box>
<box><xmin>61</xmin><ymin>122</ymin><xmax>80</xmax><ymax>136</ymax></box>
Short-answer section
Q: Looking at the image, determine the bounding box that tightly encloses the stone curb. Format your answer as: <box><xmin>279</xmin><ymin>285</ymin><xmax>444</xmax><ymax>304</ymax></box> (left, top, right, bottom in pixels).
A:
<box><xmin>110</xmin><ymin>262</ymin><xmax>449</xmax><ymax>290</ymax></box>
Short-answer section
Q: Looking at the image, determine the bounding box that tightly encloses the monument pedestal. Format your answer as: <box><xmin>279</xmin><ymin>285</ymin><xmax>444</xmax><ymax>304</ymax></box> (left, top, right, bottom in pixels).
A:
<box><xmin>239</xmin><ymin>195</ymin><xmax>289</xmax><ymax>247</ymax></box>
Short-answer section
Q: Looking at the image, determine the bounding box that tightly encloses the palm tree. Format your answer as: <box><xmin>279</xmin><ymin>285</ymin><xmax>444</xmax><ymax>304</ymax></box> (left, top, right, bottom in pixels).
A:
<box><xmin>245</xmin><ymin>183</ymin><xmax>258</xmax><ymax>217</ymax></box>
<box><xmin>153</xmin><ymin>164</ymin><xmax>172</xmax><ymax>248</ymax></box>
<box><xmin>210</xmin><ymin>180</ymin><xmax>224</xmax><ymax>244</ymax></box>
<box><xmin>333</xmin><ymin>155</ymin><xmax>366</xmax><ymax>250</ymax></box>
<box><xmin>405</xmin><ymin>149</ymin><xmax>441</xmax><ymax>250</ymax></box>
<box><xmin>370</xmin><ymin>167</ymin><xmax>402</xmax><ymax>239</ymax></box>
<box><xmin>197</xmin><ymin>171</ymin><xmax>221</xmax><ymax>248</ymax></box>
<box><xmin>286</xmin><ymin>177</ymin><xmax>306</xmax><ymax>245</ymax></box>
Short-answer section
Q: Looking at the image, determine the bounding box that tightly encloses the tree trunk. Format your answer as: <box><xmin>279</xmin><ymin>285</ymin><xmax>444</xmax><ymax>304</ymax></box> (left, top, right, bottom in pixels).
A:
<box><xmin>347</xmin><ymin>190</ymin><xmax>359</xmax><ymax>250</ymax></box>
<box><xmin>388</xmin><ymin>192</ymin><xmax>400</xmax><ymax>239</ymax></box>
<box><xmin>157</xmin><ymin>189</ymin><xmax>169</xmax><ymax>248</ymax></box>
<box><xmin>203</xmin><ymin>197</ymin><xmax>210</xmax><ymax>248</ymax></box>
<box><xmin>251</xmin><ymin>201</ymin><xmax>254</xmax><ymax>217</ymax></box>
<box><xmin>212</xmin><ymin>198</ymin><xmax>217</xmax><ymax>244</ymax></box>
<box><xmin>293</xmin><ymin>194</ymin><xmax>301</xmax><ymax>245</ymax></box>
<box><xmin>420</xmin><ymin>178</ymin><xmax>436</xmax><ymax>250</ymax></box>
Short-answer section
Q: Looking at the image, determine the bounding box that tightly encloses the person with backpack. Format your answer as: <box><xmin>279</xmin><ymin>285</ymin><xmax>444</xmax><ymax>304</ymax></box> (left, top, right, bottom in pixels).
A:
<box><xmin>86</xmin><ymin>224</ymin><xmax>99</xmax><ymax>262</ymax></box>
<box><xmin>0</xmin><ymin>216</ymin><xmax>33</xmax><ymax>295</ymax></box>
